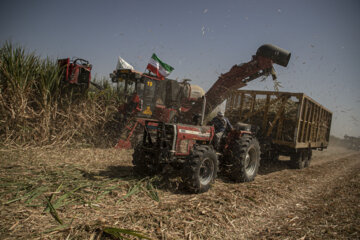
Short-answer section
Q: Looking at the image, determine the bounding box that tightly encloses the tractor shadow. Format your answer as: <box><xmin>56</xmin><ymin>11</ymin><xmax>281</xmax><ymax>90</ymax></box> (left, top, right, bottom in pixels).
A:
<box><xmin>97</xmin><ymin>165</ymin><xmax>136</xmax><ymax>179</ymax></box>
<box><xmin>80</xmin><ymin>158</ymin><xmax>293</xmax><ymax>194</ymax></box>
<box><xmin>79</xmin><ymin>165</ymin><xmax>141</xmax><ymax>181</ymax></box>
<box><xmin>80</xmin><ymin>165</ymin><xmax>190</xmax><ymax>194</ymax></box>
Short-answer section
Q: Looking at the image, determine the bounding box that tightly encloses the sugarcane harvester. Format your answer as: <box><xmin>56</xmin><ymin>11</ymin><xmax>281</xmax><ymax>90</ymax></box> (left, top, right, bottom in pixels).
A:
<box><xmin>57</xmin><ymin>57</ymin><xmax>106</xmax><ymax>92</ymax></box>
<box><xmin>58</xmin><ymin>58</ymin><xmax>92</xmax><ymax>89</ymax></box>
<box><xmin>111</xmin><ymin>44</ymin><xmax>291</xmax><ymax>150</ymax></box>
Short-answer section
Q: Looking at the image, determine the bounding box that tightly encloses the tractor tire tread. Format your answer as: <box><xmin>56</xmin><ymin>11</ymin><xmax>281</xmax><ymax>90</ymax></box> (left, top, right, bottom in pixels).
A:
<box><xmin>227</xmin><ymin>135</ymin><xmax>261</xmax><ymax>182</ymax></box>
<box><xmin>183</xmin><ymin>145</ymin><xmax>218</xmax><ymax>193</ymax></box>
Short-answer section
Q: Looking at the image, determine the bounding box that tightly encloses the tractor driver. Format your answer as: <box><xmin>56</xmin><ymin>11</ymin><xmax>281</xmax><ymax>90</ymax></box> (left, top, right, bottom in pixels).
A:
<box><xmin>209</xmin><ymin>111</ymin><xmax>233</xmax><ymax>148</ymax></box>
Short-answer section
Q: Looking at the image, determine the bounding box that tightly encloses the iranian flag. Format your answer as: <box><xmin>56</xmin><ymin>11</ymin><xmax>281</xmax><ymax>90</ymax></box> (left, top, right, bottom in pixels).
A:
<box><xmin>146</xmin><ymin>53</ymin><xmax>174</xmax><ymax>79</ymax></box>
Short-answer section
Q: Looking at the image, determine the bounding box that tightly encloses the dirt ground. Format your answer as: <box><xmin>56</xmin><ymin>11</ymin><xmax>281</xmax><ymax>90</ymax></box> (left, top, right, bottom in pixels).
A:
<box><xmin>0</xmin><ymin>145</ymin><xmax>359</xmax><ymax>240</ymax></box>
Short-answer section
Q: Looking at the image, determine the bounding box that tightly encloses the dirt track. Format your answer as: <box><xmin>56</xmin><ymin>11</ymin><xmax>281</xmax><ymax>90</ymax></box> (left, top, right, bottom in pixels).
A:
<box><xmin>0</xmin><ymin>146</ymin><xmax>359</xmax><ymax>239</ymax></box>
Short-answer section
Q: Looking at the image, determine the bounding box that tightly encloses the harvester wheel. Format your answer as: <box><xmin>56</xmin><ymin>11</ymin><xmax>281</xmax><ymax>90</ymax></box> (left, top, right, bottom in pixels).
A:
<box><xmin>228</xmin><ymin>135</ymin><xmax>261</xmax><ymax>182</ymax></box>
<box><xmin>132</xmin><ymin>144</ymin><xmax>152</xmax><ymax>176</ymax></box>
<box><xmin>290</xmin><ymin>151</ymin><xmax>306</xmax><ymax>169</ymax></box>
<box><xmin>183</xmin><ymin>145</ymin><xmax>218</xmax><ymax>193</ymax></box>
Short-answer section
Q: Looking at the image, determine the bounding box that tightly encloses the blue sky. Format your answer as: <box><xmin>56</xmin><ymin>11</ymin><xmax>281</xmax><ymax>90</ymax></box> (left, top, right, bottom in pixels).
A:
<box><xmin>1</xmin><ymin>0</ymin><xmax>359</xmax><ymax>137</ymax></box>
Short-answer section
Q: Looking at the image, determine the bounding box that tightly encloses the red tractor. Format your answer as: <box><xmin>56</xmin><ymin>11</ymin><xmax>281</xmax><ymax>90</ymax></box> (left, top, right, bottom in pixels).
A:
<box><xmin>133</xmin><ymin>114</ymin><xmax>261</xmax><ymax>193</ymax></box>
<box><xmin>131</xmin><ymin>44</ymin><xmax>291</xmax><ymax>193</ymax></box>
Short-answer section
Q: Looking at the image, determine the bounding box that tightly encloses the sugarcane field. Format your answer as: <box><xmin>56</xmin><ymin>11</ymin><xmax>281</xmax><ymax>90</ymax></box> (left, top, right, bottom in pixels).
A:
<box><xmin>1</xmin><ymin>1</ymin><xmax>360</xmax><ymax>240</ymax></box>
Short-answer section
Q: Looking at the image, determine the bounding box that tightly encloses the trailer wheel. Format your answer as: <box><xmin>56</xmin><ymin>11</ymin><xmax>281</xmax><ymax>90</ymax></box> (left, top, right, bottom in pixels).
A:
<box><xmin>271</xmin><ymin>152</ymin><xmax>280</xmax><ymax>162</ymax></box>
<box><xmin>304</xmin><ymin>149</ymin><xmax>312</xmax><ymax>167</ymax></box>
<box><xmin>183</xmin><ymin>145</ymin><xmax>218</xmax><ymax>193</ymax></box>
<box><xmin>132</xmin><ymin>144</ymin><xmax>153</xmax><ymax>176</ymax></box>
<box><xmin>262</xmin><ymin>151</ymin><xmax>279</xmax><ymax>162</ymax></box>
<box><xmin>290</xmin><ymin>151</ymin><xmax>306</xmax><ymax>169</ymax></box>
<box><xmin>228</xmin><ymin>135</ymin><xmax>261</xmax><ymax>182</ymax></box>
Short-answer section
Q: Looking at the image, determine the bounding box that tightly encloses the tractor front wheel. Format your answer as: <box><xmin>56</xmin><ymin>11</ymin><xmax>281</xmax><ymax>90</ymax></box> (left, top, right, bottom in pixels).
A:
<box><xmin>183</xmin><ymin>145</ymin><xmax>218</xmax><ymax>193</ymax></box>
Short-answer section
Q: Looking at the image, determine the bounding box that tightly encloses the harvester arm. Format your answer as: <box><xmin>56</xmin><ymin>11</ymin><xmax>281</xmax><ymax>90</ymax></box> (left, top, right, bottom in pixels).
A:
<box><xmin>204</xmin><ymin>44</ymin><xmax>291</xmax><ymax>116</ymax></box>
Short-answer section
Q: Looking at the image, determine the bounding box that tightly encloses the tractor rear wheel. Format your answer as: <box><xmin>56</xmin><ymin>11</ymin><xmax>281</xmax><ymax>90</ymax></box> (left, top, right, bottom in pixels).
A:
<box><xmin>228</xmin><ymin>135</ymin><xmax>261</xmax><ymax>182</ymax></box>
<box><xmin>183</xmin><ymin>145</ymin><xmax>218</xmax><ymax>193</ymax></box>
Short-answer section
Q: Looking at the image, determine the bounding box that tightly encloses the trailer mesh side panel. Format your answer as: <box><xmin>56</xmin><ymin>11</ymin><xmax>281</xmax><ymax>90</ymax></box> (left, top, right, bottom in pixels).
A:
<box><xmin>225</xmin><ymin>90</ymin><xmax>332</xmax><ymax>149</ymax></box>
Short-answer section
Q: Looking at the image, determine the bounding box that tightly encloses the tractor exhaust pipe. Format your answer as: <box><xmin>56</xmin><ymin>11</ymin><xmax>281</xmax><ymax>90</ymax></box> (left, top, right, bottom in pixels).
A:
<box><xmin>256</xmin><ymin>44</ymin><xmax>291</xmax><ymax>67</ymax></box>
<box><xmin>200</xmin><ymin>96</ymin><xmax>206</xmax><ymax>126</ymax></box>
